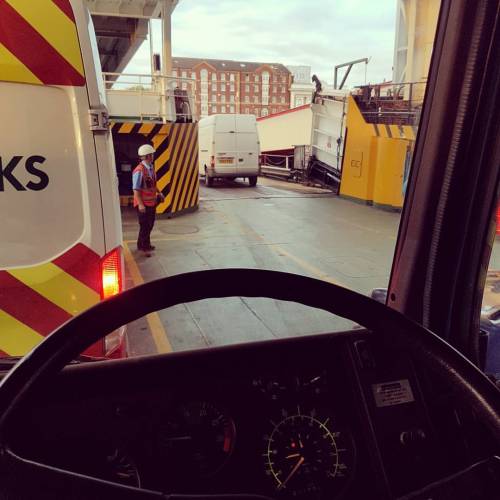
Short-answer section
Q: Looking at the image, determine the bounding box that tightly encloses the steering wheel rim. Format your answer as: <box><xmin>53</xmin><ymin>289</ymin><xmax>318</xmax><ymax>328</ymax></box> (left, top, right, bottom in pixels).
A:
<box><xmin>0</xmin><ymin>269</ymin><xmax>498</xmax><ymax>498</ymax></box>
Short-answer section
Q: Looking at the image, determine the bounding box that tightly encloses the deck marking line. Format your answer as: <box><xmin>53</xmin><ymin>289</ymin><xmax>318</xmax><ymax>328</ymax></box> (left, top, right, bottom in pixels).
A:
<box><xmin>123</xmin><ymin>242</ymin><xmax>173</xmax><ymax>354</ymax></box>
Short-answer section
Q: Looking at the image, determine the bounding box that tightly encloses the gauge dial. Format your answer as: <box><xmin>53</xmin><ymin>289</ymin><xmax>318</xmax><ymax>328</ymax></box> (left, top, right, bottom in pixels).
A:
<box><xmin>264</xmin><ymin>409</ymin><xmax>354</xmax><ymax>498</ymax></box>
<box><xmin>159</xmin><ymin>401</ymin><xmax>235</xmax><ymax>478</ymax></box>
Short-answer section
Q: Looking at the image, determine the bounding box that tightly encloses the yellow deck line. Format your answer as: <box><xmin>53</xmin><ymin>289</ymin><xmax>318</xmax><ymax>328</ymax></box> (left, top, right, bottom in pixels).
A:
<box><xmin>9</xmin><ymin>263</ymin><xmax>99</xmax><ymax>316</ymax></box>
<box><xmin>269</xmin><ymin>244</ymin><xmax>346</xmax><ymax>288</ymax></box>
<box><xmin>122</xmin><ymin>242</ymin><xmax>172</xmax><ymax>354</ymax></box>
<box><xmin>7</xmin><ymin>0</ymin><xmax>84</xmax><ymax>76</ymax></box>
<box><xmin>0</xmin><ymin>310</ymin><xmax>44</xmax><ymax>356</ymax></box>
<box><xmin>0</xmin><ymin>44</ymin><xmax>42</xmax><ymax>84</ymax></box>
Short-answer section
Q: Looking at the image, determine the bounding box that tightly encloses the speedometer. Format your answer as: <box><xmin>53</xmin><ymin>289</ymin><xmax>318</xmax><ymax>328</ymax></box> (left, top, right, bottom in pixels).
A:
<box><xmin>263</xmin><ymin>408</ymin><xmax>355</xmax><ymax>498</ymax></box>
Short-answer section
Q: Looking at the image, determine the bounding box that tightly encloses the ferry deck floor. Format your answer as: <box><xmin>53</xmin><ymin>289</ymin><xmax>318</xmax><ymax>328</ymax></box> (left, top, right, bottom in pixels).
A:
<box><xmin>122</xmin><ymin>177</ymin><xmax>406</xmax><ymax>357</ymax></box>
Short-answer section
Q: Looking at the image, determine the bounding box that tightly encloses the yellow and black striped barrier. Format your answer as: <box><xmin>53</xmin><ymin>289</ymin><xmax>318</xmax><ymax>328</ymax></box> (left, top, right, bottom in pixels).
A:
<box><xmin>111</xmin><ymin>122</ymin><xmax>199</xmax><ymax>217</ymax></box>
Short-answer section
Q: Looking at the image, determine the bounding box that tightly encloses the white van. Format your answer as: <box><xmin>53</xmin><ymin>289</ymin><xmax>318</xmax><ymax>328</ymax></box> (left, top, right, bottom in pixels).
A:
<box><xmin>198</xmin><ymin>114</ymin><xmax>260</xmax><ymax>186</ymax></box>
<box><xmin>0</xmin><ymin>1</ymin><xmax>126</xmax><ymax>358</ymax></box>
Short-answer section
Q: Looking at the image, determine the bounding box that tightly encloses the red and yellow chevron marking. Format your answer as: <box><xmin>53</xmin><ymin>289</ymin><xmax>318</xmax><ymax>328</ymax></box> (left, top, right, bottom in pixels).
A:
<box><xmin>0</xmin><ymin>244</ymin><xmax>100</xmax><ymax>356</ymax></box>
<box><xmin>0</xmin><ymin>0</ymin><xmax>85</xmax><ymax>86</ymax></box>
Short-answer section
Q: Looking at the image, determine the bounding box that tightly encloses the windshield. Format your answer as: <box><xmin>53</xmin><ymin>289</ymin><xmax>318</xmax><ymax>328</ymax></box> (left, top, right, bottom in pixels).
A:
<box><xmin>4</xmin><ymin>0</ymin><xmax>477</xmax><ymax>365</ymax></box>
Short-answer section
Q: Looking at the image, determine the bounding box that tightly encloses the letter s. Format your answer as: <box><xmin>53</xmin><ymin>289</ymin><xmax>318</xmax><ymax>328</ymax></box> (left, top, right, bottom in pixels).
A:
<box><xmin>25</xmin><ymin>156</ymin><xmax>49</xmax><ymax>191</ymax></box>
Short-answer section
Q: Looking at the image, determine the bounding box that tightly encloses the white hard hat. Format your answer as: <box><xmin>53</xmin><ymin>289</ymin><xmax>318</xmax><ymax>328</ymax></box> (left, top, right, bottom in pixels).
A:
<box><xmin>138</xmin><ymin>144</ymin><xmax>156</xmax><ymax>157</ymax></box>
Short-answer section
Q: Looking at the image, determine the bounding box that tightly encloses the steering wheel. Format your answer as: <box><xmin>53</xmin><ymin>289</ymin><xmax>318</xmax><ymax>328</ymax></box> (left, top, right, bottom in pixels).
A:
<box><xmin>0</xmin><ymin>269</ymin><xmax>498</xmax><ymax>500</ymax></box>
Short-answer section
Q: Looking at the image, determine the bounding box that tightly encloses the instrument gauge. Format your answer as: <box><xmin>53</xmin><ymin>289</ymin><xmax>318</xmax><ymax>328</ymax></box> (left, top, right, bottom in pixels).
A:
<box><xmin>263</xmin><ymin>408</ymin><xmax>355</xmax><ymax>498</ymax></box>
<box><xmin>159</xmin><ymin>401</ymin><xmax>236</xmax><ymax>478</ymax></box>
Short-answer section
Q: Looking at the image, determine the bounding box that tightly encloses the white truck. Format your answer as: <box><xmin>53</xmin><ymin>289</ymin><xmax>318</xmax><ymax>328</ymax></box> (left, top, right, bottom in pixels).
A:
<box><xmin>198</xmin><ymin>114</ymin><xmax>260</xmax><ymax>187</ymax></box>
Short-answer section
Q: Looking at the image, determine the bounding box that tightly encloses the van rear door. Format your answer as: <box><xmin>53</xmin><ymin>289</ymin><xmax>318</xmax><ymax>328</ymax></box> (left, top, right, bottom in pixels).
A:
<box><xmin>0</xmin><ymin>1</ymin><xmax>115</xmax><ymax>357</ymax></box>
<box><xmin>215</xmin><ymin>115</ymin><xmax>237</xmax><ymax>166</ymax></box>
<box><xmin>235</xmin><ymin>115</ymin><xmax>259</xmax><ymax>172</ymax></box>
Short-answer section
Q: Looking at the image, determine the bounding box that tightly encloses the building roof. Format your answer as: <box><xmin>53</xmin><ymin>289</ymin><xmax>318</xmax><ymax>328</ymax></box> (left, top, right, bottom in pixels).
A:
<box><xmin>172</xmin><ymin>57</ymin><xmax>291</xmax><ymax>74</ymax></box>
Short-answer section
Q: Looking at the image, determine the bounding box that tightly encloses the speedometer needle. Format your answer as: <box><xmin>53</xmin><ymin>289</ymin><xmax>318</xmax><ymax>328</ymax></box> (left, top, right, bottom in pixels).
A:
<box><xmin>279</xmin><ymin>456</ymin><xmax>305</xmax><ymax>490</ymax></box>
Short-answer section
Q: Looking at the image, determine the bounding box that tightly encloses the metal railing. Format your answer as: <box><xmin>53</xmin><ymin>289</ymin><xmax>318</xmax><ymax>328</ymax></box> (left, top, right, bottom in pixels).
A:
<box><xmin>353</xmin><ymin>81</ymin><xmax>427</xmax><ymax>126</ymax></box>
<box><xmin>102</xmin><ymin>72</ymin><xmax>197</xmax><ymax>122</ymax></box>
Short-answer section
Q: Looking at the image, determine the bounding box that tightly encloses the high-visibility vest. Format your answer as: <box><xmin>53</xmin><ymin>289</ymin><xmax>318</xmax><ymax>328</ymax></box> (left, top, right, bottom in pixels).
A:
<box><xmin>133</xmin><ymin>162</ymin><xmax>157</xmax><ymax>207</ymax></box>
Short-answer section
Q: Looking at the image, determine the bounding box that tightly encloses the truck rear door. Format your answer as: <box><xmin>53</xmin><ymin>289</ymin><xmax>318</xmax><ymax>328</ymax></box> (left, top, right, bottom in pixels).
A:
<box><xmin>0</xmin><ymin>0</ymin><xmax>116</xmax><ymax>357</ymax></box>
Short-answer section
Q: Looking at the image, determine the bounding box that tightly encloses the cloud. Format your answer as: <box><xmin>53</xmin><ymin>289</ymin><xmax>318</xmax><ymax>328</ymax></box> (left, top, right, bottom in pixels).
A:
<box><xmin>126</xmin><ymin>0</ymin><xmax>397</xmax><ymax>87</ymax></box>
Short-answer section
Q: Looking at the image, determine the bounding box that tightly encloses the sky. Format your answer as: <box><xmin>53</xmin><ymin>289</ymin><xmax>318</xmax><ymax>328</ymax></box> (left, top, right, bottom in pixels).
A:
<box><xmin>126</xmin><ymin>0</ymin><xmax>397</xmax><ymax>88</ymax></box>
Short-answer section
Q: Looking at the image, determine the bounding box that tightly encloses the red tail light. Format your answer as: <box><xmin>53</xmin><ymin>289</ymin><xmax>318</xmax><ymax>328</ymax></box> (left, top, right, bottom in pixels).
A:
<box><xmin>100</xmin><ymin>247</ymin><xmax>123</xmax><ymax>299</ymax></box>
<box><xmin>210</xmin><ymin>155</ymin><xmax>215</xmax><ymax>168</ymax></box>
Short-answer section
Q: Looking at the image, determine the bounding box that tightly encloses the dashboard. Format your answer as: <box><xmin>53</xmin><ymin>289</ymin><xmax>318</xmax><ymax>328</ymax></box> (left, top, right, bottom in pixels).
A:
<box><xmin>7</xmin><ymin>330</ymin><xmax>494</xmax><ymax>499</ymax></box>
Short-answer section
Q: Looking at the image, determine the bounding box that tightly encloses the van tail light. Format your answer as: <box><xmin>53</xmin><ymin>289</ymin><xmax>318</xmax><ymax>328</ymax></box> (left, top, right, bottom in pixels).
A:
<box><xmin>210</xmin><ymin>155</ymin><xmax>215</xmax><ymax>168</ymax></box>
<box><xmin>100</xmin><ymin>247</ymin><xmax>123</xmax><ymax>299</ymax></box>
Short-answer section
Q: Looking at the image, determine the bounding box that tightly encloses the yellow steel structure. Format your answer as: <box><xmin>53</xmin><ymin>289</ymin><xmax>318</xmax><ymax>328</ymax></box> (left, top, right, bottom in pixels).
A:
<box><xmin>340</xmin><ymin>96</ymin><xmax>416</xmax><ymax>210</ymax></box>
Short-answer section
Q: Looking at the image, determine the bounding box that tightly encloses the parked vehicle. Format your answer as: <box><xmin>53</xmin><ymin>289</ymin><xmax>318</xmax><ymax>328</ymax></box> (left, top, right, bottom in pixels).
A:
<box><xmin>0</xmin><ymin>1</ymin><xmax>126</xmax><ymax>358</ymax></box>
<box><xmin>198</xmin><ymin>114</ymin><xmax>260</xmax><ymax>186</ymax></box>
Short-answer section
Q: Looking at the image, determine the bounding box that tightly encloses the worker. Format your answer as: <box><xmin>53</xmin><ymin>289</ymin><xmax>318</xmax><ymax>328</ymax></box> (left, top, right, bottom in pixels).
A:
<box><xmin>311</xmin><ymin>74</ymin><xmax>323</xmax><ymax>103</ymax></box>
<box><xmin>132</xmin><ymin>144</ymin><xmax>165</xmax><ymax>256</ymax></box>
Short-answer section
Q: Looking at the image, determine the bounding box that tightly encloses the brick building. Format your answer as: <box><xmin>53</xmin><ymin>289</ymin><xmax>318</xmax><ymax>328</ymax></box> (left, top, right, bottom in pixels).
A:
<box><xmin>171</xmin><ymin>57</ymin><xmax>292</xmax><ymax>118</ymax></box>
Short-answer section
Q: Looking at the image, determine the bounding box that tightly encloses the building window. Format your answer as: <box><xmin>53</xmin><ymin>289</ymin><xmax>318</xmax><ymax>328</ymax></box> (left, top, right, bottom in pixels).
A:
<box><xmin>230</xmin><ymin>73</ymin><xmax>235</xmax><ymax>81</ymax></box>
<box><xmin>212</xmin><ymin>105</ymin><xmax>217</xmax><ymax>113</ymax></box>
<box><xmin>254</xmin><ymin>95</ymin><xmax>259</xmax><ymax>104</ymax></box>
<box><xmin>254</xmin><ymin>74</ymin><xmax>259</xmax><ymax>83</ymax></box>
<box><xmin>221</xmin><ymin>105</ymin><xmax>226</xmax><ymax>113</ymax></box>
<box><xmin>282</xmin><ymin>76</ymin><xmax>287</xmax><ymax>83</ymax></box>
<box><xmin>272</xmin><ymin>96</ymin><xmax>276</xmax><ymax>103</ymax></box>
<box><xmin>272</xmin><ymin>108</ymin><xmax>277</xmax><ymax>114</ymax></box>
<box><xmin>230</xmin><ymin>95</ymin><xmax>235</xmax><ymax>103</ymax></box>
<box><xmin>245</xmin><ymin>107</ymin><xmax>250</xmax><ymax>114</ymax></box>
<box><xmin>212</xmin><ymin>73</ymin><xmax>216</xmax><ymax>81</ymax></box>
<box><xmin>200</xmin><ymin>69</ymin><xmax>208</xmax><ymax>92</ymax></box>
<box><xmin>172</xmin><ymin>70</ymin><xmax>178</xmax><ymax>77</ymax></box>
<box><xmin>230</xmin><ymin>105</ymin><xmax>235</xmax><ymax>113</ymax></box>
<box><xmin>230</xmin><ymin>83</ymin><xmax>235</xmax><ymax>92</ymax></box>
<box><xmin>295</xmin><ymin>97</ymin><xmax>304</xmax><ymax>106</ymax></box>
<box><xmin>182</xmin><ymin>82</ymin><xmax>187</xmax><ymax>90</ymax></box>
<box><xmin>281</xmin><ymin>96</ymin><xmax>285</xmax><ymax>104</ymax></box>
<box><xmin>245</xmin><ymin>95</ymin><xmax>250</xmax><ymax>103</ymax></box>
<box><xmin>221</xmin><ymin>73</ymin><xmax>226</xmax><ymax>81</ymax></box>
<box><xmin>220</xmin><ymin>83</ymin><xmax>225</xmax><ymax>92</ymax></box>
<box><xmin>262</xmin><ymin>96</ymin><xmax>268</xmax><ymax>105</ymax></box>
<box><xmin>273</xmin><ymin>74</ymin><xmax>278</xmax><ymax>82</ymax></box>
<box><xmin>245</xmin><ymin>74</ymin><xmax>250</xmax><ymax>82</ymax></box>
<box><xmin>221</xmin><ymin>95</ymin><xmax>225</xmax><ymax>103</ymax></box>
<box><xmin>261</xmin><ymin>108</ymin><xmax>268</xmax><ymax>117</ymax></box>
<box><xmin>181</xmin><ymin>70</ymin><xmax>187</xmax><ymax>78</ymax></box>
<box><xmin>262</xmin><ymin>71</ymin><xmax>270</xmax><ymax>84</ymax></box>
<box><xmin>245</xmin><ymin>84</ymin><xmax>250</xmax><ymax>93</ymax></box>
<box><xmin>254</xmin><ymin>84</ymin><xmax>259</xmax><ymax>93</ymax></box>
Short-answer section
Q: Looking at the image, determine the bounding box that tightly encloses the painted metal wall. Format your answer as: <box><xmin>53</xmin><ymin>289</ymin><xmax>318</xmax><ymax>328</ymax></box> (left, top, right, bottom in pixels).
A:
<box><xmin>111</xmin><ymin>122</ymin><xmax>199</xmax><ymax>217</ymax></box>
<box><xmin>340</xmin><ymin>96</ymin><xmax>416</xmax><ymax>210</ymax></box>
<box><xmin>257</xmin><ymin>105</ymin><xmax>313</xmax><ymax>152</ymax></box>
